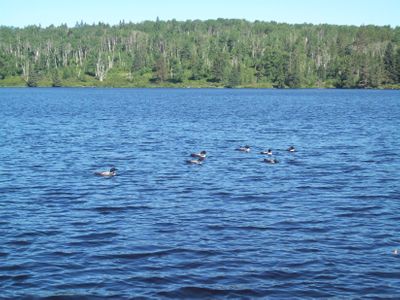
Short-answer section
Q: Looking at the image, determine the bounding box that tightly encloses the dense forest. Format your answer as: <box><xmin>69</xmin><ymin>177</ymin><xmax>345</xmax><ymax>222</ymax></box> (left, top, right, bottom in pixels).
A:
<box><xmin>0</xmin><ymin>19</ymin><xmax>399</xmax><ymax>88</ymax></box>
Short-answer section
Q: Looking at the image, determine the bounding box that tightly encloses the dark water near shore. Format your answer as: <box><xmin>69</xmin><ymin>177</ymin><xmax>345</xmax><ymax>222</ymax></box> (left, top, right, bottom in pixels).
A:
<box><xmin>1</xmin><ymin>88</ymin><xmax>400</xmax><ymax>299</ymax></box>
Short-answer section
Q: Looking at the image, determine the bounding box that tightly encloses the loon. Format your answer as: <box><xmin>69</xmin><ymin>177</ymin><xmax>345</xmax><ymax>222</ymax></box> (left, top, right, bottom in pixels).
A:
<box><xmin>191</xmin><ymin>150</ymin><xmax>207</xmax><ymax>158</ymax></box>
<box><xmin>260</xmin><ymin>149</ymin><xmax>273</xmax><ymax>155</ymax></box>
<box><xmin>186</xmin><ymin>157</ymin><xmax>205</xmax><ymax>165</ymax></box>
<box><xmin>237</xmin><ymin>145</ymin><xmax>251</xmax><ymax>152</ymax></box>
<box><xmin>95</xmin><ymin>167</ymin><xmax>117</xmax><ymax>177</ymax></box>
<box><xmin>287</xmin><ymin>146</ymin><xmax>296</xmax><ymax>152</ymax></box>
<box><xmin>264</xmin><ymin>158</ymin><xmax>279</xmax><ymax>164</ymax></box>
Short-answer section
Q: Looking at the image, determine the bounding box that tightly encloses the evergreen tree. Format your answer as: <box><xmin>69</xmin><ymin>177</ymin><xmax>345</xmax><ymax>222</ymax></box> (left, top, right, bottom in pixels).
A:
<box><xmin>395</xmin><ymin>48</ymin><xmax>400</xmax><ymax>82</ymax></box>
<box><xmin>384</xmin><ymin>43</ymin><xmax>396</xmax><ymax>83</ymax></box>
<box><xmin>169</xmin><ymin>60</ymin><xmax>184</xmax><ymax>83</ymax></box>
<box><xmin>210</xmin><ymin>53</ymin><xmax>229</xmax><ymax>83</ymax></box>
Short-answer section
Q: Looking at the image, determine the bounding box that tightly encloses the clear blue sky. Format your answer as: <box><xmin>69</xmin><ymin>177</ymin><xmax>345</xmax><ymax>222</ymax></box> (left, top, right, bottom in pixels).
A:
<box><xmin>1</xmin><ymin>0</ymin><xmax>399</xmax><ymax>28</ymax></box>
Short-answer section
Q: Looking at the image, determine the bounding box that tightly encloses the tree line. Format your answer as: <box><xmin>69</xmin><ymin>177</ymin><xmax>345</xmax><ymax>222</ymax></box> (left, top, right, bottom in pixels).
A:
<box><xmin>0</xmin><ymin>19</ymin><xmax>399</xmax><ymax>88</ymax></box>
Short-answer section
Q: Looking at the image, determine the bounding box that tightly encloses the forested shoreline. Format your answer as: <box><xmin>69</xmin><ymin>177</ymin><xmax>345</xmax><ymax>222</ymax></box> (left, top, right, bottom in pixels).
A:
<box><xmin>0</xmin><ymin>19</ymin><xmax>399</xmax><ymax>88</ymax></box>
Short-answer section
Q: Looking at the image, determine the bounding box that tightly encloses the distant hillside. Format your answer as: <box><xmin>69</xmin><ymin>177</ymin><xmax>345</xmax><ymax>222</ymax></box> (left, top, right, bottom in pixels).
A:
<box><xmin>0</xmin><ymin>19</ymin><xmax>399</xmax><ymax>88</ymax></box>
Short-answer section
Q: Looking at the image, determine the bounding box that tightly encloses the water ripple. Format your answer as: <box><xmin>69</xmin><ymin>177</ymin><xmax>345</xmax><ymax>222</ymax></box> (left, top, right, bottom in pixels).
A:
<box><xmin>1</xmin><ymin>88</ymin><xmax>400</xmax><ymax>299</ymax></box>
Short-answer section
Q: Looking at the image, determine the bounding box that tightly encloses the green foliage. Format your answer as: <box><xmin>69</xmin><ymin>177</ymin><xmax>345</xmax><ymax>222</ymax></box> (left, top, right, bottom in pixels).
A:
<box><xmin>152</xmin><ymin>56</ymin><xmax>168</xmax><ymax>82</ymax></box>
<box><xmin>384</xmin><ymin>43</ymin><xmax>397</xmax><ymax>83</ymax></box>
<box><xmin>26</xmin><ymin>67</ymin><xmax>41</xmax><ymax>87</ymax></box>
<box><xmin>51</xmin><ymin>70</ymin><xmax>62</xmax><ymax>87</ymax></box>
<box><xmin>0</xmin><ymin>75</ymin><xmax>25</xmax><ymax>86</ymax></box>
<box><xmin>227</xmin><ymin>65</ymin><xmax>242</xmax><ymax>87</ymax></box>
<box><xmin>285</xmin><ymin>73</ymin><xmax>301</xmax><ymax>88</ymax></box>
<box><xmin>0</xmin><ymin>20</ymin><xmax>399</xmax><ymax>88</ymax></box>
<box><xmin>396</xmin><ymin>48</ymin><xmax>400</xmax><ymax>82</ymax></box>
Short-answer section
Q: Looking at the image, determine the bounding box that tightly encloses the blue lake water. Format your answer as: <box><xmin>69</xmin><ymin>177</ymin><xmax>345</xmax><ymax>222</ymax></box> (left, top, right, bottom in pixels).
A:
<box><xmin>0</xmin><ymin>88</ymin><xmax>400</xmax><ymax>299</ymax></box>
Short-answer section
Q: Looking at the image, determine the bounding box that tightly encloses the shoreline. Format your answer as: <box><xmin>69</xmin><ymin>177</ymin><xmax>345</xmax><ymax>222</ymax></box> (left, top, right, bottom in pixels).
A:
<box><xmin>1</xmin><ymin>85</ymin><xmax>399</xmax><ymax>90</ymax></box>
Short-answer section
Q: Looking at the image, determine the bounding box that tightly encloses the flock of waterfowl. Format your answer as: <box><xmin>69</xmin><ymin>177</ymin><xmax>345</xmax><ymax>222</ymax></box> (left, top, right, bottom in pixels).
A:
<box><xmin>95</xmin><ymin>146</ymin><xmax>296</xmax><ymax>177</ymax></box>
<box><xmin>93</xmin><ymin>147</ymin><xmax>400</xmax><ymax>257</ymax></box>
<box><xmin>185</xmin><ymin>145</ymin><xmax>296</xmax><ymax>165</ymax></box>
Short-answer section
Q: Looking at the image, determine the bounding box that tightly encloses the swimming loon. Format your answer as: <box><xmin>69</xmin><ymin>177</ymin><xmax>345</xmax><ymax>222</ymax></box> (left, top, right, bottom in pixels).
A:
<box><xmin>186</xmin><ymin>157</ymin><xmax>205</xmax><ymax>165</ymax></box>
<box><xmin>263</xmin><ymin>158</ymin><xmax>279</xmax><ymax>164</ymax></box>
<box><xmin>287</xmin><ymin>146</ymin><xmax>296</xmax><ymax>152</ymax></box>
<box><xmin>260</xmin><ymin>149</ymin><xmax>273</xmax><ymax>155</ymax></box>
<box><xmin>95</xmin><ymin>167</ymin><xmax>117</xmax><ymax>176</ymax></box>
<box><xmin>237</xmin><ymin>145</ymin><xmax>251</xmax><ymax>152</ymax></box>
<box><xmin>191</xmin><ymin>150</ymin><xmax>207</xmax><ymax>158</ymax></box>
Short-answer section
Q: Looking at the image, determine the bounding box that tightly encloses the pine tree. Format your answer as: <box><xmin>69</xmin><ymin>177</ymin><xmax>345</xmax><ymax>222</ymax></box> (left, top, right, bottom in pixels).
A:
<box><xmin>395</xmin><ymin>48</ymin><xmax>400</xmax><ymax>83</ymax></box>
<box><xmin>384</xmin><ymin>43</ymin><xmax>396</xmax><ymax>83</ymax></box>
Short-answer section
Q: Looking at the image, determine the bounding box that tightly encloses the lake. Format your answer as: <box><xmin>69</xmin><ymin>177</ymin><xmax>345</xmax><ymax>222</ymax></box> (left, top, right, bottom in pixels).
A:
<box><xmin>0</xmin><ymin>88</ymin><xmax>400</xmax><ymax>299</ymax></box>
